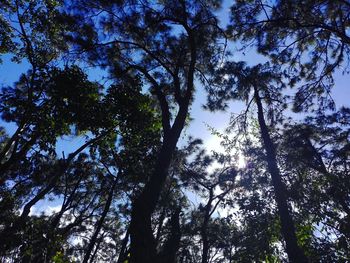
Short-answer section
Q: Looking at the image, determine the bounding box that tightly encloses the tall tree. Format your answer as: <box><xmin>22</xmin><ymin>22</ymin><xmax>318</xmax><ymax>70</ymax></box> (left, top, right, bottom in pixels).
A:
<box><xmin>66</xmin><ymin>1</ymin><xmax>224</xmax><ymax>261</ymax></box>
<box><xmin>280</xmin><ymin>108</ymin><xmax>350</xmax><ymax>261</ymax></box>
<box><xmin>1</xmin><ymin>0</ymin><xmax>349</xmax><ymax>262</ymax></box>
<box><xmin>229</xmin><ymin>0</ymin><xmax>350</xmax><ymax>111</ymax></box>
<box><xmin>206</xmin><ymin>62</ymin><xmax>308</xmax><ymax>262</ymax></box>
<box><xmin>180</xmin><ymin>141</ymin><xmax>236</xmax><ymax>263</ymax></box>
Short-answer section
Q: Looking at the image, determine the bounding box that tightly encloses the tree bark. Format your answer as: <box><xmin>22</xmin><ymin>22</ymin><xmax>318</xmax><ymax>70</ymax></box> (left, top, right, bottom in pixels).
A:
<box><xmin>253</xmin><ymin>87</ymin><xmax>308</xmax><ymax>263</ymax></box>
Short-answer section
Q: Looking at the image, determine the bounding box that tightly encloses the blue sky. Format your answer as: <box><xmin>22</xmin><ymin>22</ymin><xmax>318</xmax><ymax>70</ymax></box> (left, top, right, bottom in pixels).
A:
<box><xmin>1</xmin><ymin>1</ymin><xmax>350</xmax><ymax>158</ymax></box>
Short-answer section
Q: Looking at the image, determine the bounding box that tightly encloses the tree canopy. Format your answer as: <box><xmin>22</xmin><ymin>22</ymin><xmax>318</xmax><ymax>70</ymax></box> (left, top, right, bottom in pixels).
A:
<box><xmin>0</xmin><ymin>0</ymin><xmax>349</xmax><ymax>262</ymax></box>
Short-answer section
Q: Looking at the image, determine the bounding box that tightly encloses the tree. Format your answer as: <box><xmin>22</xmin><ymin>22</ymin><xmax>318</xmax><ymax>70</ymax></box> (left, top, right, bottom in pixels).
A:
<box><xmin>0</xmin><ymin>0</ymin><xmax>349</xmax><ymax>262</ymax></box>
<box><xmin>0</xmin><ymin>0</ymin><xmax>77</xmax><ymax>178</ymax></box>
<box><xmin>154</xmin><ymin>137</ymin><xmax>239</xmax><ymax>263</ymax></box>
<box><xmin>280</xmin><ymin>108</ymin><xmax>350</xmax><ymax>261</ymax></box>
<box><xmin>0</xmin><ymin>70</ymin><xmax>164</xmax><ymax>261</ymax></box>
<box><xmin>180</xmin><ymin>141</ymin><xmax>236</xmax><ymax>263</ymax></box>
<box><xmin>206</xmin><ymin>62</ymin><xmax>308</xmax><ymax>262</ymax></box>
<box><xmin>0</xmin><ymin>1</ymin><xmax>164</xmax><ymax>261</ymax></box>
<box><xmin>229</xmin><ymin>0</ymin><xmax>350</xmax><ymax>112</ymax></box>
<box><xmin>65</xmin><ymin>1</ymin><xmax>224</xmax><ymax>261</ymax></box>
<box><xmin>0</xmin><ymin>0</ymin><xmax>69</xmax><ymax>65</ymax></box>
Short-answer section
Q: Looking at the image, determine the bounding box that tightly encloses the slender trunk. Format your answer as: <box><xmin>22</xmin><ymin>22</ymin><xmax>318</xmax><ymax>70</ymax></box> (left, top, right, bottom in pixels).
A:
<box><xmin>201</xmin><ymin>189</ymin><xmax>213</xmax><ymax>263</ymax></box>
<box><xmin>49</xmin><ymin>176</ymin><xmax>83</xmax><ymax>230</ymax></box>
<box><xmin>82</xmin><ymin>180</ymin><xmax>116</xmax><ymax>263</ymax></box>
<box><xmin>201</xmin><ymin>219</ymin><xmax>209</xmax><ymax>263</ymax></box>
<box><xmin>157</xmin><ymin>209</ymin><xmax>181</xmax><ymax>263</ymax></box>
<box><xmin>89</xmin><ymin>235</ymin><xmax>103</xmax><ymax>263</ymax></box>
<box><xmin>117</xmin><ymin>227</ymin><xmax>130</xmax><ymax>263</ymax></box>
<box><xmin>253</xmin><ymin>87</ymin><xmax>308</xmax><ymax>263</ymax></box>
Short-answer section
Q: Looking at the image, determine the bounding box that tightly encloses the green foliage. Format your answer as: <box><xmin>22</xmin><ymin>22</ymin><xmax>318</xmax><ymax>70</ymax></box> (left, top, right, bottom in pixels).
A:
<box><xmin>52</xmin><ymin>251</ymin><xmax>72</xmax><ymax>263</ymax></box>
<box><xmin>0</xmin><ymin>0</ymin><xmax>349</xmax><ymax>262</ymax></box>
<box><xmin>0</xmin><ymin>0</ymin><xmax>69</xmax><ymax>65</ymax></box>
<box><xmin>229</xmin><ymin>0</ymin><xmax>350</xmax><ymax>112</ymax></box>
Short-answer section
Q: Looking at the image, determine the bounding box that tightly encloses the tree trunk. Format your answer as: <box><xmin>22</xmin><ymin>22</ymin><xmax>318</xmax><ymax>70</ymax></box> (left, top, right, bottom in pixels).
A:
<box><xmin>157</xmin><ymin>208</ymin><xmax>181</xmax><ymax>263</ymax></box>
<box><xmin>129</xmin><ymin>20</ymin><xmax>195</xmax><ymax>262</ymax></box>
<box><xmin>117</xmin><ymin>227</ymin><xmax>130</xmax><ymax>263</ymax></box>
<box><xmin>253</xmin><ymin>87</ymin><xmax>308</xmax><ymax>263</ymax></box>
<box><xmin>82</xmin><ymin>179</ymin><xmax>116</xmax><ymax>263</ymax></box>
<box><xmin>89</xmin><ymin>234</ymin><xmax>104</xmax><ymax>263</ymax></box>
<box><xmin>201</xmin><ymin>189</ymin><xmax>213</xmax><ymax>263</ymax></box>
<box><xmin>129</xmin><ymin>130</ymin><xmax>182</xmax><ymax>263</ymax></box>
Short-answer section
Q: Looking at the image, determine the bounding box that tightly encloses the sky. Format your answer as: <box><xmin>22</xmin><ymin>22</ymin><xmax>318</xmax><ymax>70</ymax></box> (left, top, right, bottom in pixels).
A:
<box><xmin>1</xmin><ymin>1</ymin><xmax>350</xmax><ymax>215</ymax></box>
<box><xmin>2</xmin><ymin>1</ymin><xmax>349</xmax><ymax>154</ymax></box>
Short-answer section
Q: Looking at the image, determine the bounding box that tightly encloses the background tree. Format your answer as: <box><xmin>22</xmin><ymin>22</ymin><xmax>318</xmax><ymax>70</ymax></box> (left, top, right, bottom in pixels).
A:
<box><xmin>177</xmin><ymin>138</ymin><xmax>236</xmax><ymax>263</ymax></box>
<box><xmin>229</xmin><ymin>0</ymin><xmax>350</xmax><ymax>112</ymax></box>
<box><xmin>279</xmin><ymin>108</ymin><xmax>350</xmax><ymax>261</ymax></box>
<box><xmin>206</xmin><ymin>62</ymin><xmax>309</xmax><ymax>262</ymax></box>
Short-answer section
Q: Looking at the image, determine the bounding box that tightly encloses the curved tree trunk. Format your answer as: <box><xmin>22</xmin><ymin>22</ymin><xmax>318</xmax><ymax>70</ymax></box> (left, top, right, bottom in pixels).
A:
<box><xmin>253</xmin><ymin>87</ymin><xmax>308</xmax><ymax>263</ymax></box>
<box><xmin>128</xmin><ymin>10</ymin><xmax>197</xmax><ymax>261</ymax></box>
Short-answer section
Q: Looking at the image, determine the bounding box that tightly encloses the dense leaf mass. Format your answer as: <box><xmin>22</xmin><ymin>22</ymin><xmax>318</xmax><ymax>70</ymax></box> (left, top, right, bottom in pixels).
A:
<box><xmin>0</xmin><ymin>0</ymin><xmax>349</xmax><ymax>262</ymax></box>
